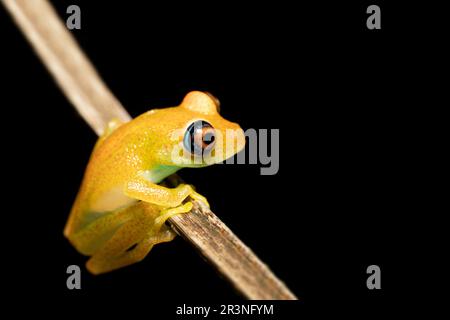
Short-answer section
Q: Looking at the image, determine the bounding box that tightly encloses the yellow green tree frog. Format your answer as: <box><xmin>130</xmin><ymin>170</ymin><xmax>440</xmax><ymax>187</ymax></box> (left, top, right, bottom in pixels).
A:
<box><xmin>64</xmin><ymin>91</ymin><xmax>245</xmax><ymax>275</ymax></box>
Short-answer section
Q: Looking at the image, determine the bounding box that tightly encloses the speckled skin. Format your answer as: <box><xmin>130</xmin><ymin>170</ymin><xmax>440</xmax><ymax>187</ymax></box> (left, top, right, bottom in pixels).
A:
<box><xmin>64</xmin><ymin>91</ymin><xmax>245</xmax><ymax>274</ymax></box>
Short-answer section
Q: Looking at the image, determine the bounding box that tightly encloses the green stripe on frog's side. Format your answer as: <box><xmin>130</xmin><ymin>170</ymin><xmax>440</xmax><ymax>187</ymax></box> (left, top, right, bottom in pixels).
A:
<box><xmin>143</xmin><ymin>165</ymin><xmax>180</xmax><ymax>183</ymax></box>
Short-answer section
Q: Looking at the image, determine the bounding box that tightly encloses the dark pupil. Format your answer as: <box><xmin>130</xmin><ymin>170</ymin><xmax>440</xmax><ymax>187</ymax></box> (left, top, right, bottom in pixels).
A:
<box><xmin>203</xmin><ymin>131</ymin><xmax>215</xmax><ymax>145</ymax></box>
<box><xmin>185</xmin><ymin>120</ymin><xmax>214</xmax><ymax>155</ymax></box>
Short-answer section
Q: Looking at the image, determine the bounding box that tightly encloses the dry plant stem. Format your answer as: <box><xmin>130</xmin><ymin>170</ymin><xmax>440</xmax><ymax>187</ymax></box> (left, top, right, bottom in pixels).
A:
<box><xmin>2</xmin><ymin>0</ymin><xmax>298</xmax><ymax>300</ymax></box>
<box><xmin>1</xmin><ymin>0</ymin><xmax>131</xmax><ymax>133</ymax></box>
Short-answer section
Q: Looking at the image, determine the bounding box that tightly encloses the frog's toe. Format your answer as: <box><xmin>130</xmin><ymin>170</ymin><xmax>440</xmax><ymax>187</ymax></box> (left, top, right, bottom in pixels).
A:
<box><xmin>153</xmin><ymin>202</ymin><xmax>193</xmax><ymax>230</ymax></box>
<box><xmin>189</xmin><ymin>191</ymin><xmax>210</xmax><ymax>208</ymax></box>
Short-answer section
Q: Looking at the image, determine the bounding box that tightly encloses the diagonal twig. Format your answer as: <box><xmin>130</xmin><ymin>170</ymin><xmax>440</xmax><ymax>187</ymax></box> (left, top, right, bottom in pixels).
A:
<box><xmin>2</xmin><ymin>0</ymin><xmax>297</xmax><ymax>300</ymax></box>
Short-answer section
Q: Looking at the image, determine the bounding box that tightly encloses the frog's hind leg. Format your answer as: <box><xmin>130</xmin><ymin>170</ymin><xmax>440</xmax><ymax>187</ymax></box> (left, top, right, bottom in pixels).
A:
<box><xmin>86</xmin><ymin>202</ymin><xmax>192</xmax><ymax>275</ymax></box>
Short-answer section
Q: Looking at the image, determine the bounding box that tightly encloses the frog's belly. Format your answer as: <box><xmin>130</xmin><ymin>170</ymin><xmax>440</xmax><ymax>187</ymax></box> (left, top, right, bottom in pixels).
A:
<box><xmin>90</xmin><ymin>186</ymin><xmax>137</xmax><ymax>212</ymax></box>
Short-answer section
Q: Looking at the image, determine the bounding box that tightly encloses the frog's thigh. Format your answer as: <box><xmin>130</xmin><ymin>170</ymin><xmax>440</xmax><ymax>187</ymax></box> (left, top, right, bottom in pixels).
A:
<box><xmin>69</xmin><ymin>204</ymin><xmax>137</xmax><ymax>256</ymax></box>
<box><xmin>86</xmin><ymin>202</ymin><xmax>183</xmax><ymax>275</ymax></box>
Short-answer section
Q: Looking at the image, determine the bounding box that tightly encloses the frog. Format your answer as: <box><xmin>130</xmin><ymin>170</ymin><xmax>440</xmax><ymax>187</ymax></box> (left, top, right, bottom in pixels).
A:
<box><xmin>64</xmin><ymin>91</ymin><xmax>245</xmax><ymax>275</ymax></box>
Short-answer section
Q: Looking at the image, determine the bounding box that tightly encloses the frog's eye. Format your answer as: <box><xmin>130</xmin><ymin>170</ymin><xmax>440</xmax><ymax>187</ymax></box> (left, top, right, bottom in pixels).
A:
<box><xmin>183</xmin><ymin>120</ymin><xmax>216</xmax><ymax>156</ymax></box>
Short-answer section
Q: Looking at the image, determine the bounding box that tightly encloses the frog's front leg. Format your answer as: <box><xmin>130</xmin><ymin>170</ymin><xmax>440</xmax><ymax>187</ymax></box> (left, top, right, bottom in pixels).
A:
<box><xmin>124</xmin><ymin>174</ymin><xmax>209</xmax><ymax>208</ymax></box>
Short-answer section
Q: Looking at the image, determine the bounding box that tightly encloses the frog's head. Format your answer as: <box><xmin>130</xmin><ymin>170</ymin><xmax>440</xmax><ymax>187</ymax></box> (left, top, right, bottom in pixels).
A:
<box><xmin>147</xmin><ymin>91</ymin><xmax>245</xmax><ymax>168</ymax></box>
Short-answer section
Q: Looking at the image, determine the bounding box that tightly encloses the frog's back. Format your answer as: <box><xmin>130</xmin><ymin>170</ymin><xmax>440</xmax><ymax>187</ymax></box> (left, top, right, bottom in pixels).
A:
<box><xmin>64</xmin><ymin>107</ymin><xmax>184</xmax><ymax>239</ymax></box>
<box><xmin>64</xmin><ymin>120</ymin><xmax>142</xmax><ymax>238</ymax></box>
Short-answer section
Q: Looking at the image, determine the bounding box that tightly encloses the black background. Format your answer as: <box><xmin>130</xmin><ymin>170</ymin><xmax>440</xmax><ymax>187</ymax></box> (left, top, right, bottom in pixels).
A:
<box><xmin>1</xmin><ymin>0</ymin><xmax>429</xmax><ymax>317</ymax></box>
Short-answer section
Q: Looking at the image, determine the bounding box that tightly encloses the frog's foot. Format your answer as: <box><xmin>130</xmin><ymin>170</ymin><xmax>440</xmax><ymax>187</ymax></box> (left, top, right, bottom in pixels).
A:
<box><xmin>188</xmin><ymin>188</ymin><xmax>210</xmax><ymax>208</ymax></box>
<box><xmin>162</xmin><ymin>177</ymin><xmax>209</xmax><ymax>208</ymax></box>
<box><xmin>153</xmin><ymin>202</ymin><xmax>193</xmax><ymax>230</ymax></box>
